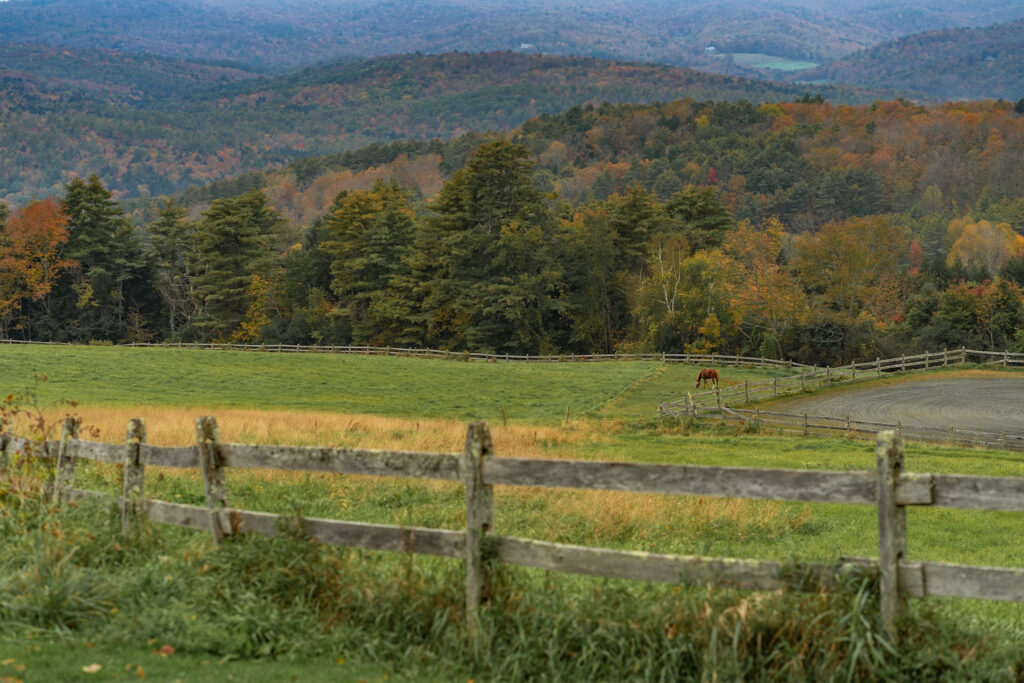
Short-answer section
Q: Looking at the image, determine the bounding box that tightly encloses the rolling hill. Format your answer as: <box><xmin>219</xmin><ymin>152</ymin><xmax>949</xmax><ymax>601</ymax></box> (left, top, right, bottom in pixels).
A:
<box><xmin>796</xmin><ymin>17</ymin><xmax>1024</xmax><ymax>100</ymax></box>
<box><xmin>0</xmin><ymin>49</ymin><xmax>875</xmax><ymax>205</ymax></box>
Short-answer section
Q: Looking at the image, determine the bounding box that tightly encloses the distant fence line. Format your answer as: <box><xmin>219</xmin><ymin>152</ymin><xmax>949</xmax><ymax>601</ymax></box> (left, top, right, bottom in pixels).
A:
<box><xmin>665</xmin><ymin>404</ymin><xmax>1024</xmax><ymax>452</ymax></box>
<box><xmin>0</xmin><ymin>338</ymin><xmax>811</xmax><ymax>368</ymax></box>
<box><xmin>660</xmin><ymin>347</ymin><xmax>1024</xmax><ymax>449</ymax></box>
<box><xmin>4</xmin><ymin>340</ymin><xmax>1023</xmax><ymax>378</ymax></box>
<box><xmin>4</xmin><ymin>417</ymin><xmax>1024</xmax><ymax>637</ymax></box>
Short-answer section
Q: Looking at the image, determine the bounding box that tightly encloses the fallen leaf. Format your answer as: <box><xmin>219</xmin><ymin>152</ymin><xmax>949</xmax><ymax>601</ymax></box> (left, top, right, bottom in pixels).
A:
<box><xmin>136</xmin><ymin>665</ymin><xmax>147</xmax><ymax>679</ymax></box>
<box><xmin>82</xmin><ymin>663</ymin><xmax>102</xmax><ymax>674</ymax></box>
<box><xmin>155</xmin><ymin>645</ymin><xmax>175</xmax><ymax>657</ymax></box>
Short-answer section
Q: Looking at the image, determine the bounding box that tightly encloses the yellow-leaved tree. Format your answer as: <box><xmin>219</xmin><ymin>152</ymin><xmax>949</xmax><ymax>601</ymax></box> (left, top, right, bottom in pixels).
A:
<box><xmin>946</xmin><ymin>219</ymin><xmax>1024</xmax><ymax>275</ymax></box>
<box><xmin>723</xmin><ymin>217</ymin><xmax>804</xmax><ymax>359</ymax></box>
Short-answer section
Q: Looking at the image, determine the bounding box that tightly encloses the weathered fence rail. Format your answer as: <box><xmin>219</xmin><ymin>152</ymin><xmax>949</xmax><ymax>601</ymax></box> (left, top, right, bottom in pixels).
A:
<box><xmin>662</xmin><ymin>404</ymin><xmax>1024</xmax><ymax>452</ymax></box>
<box><xmin>5</xmin><ymin>418</ymin><xmax>1024</xmax><ymax>635</ymax></box>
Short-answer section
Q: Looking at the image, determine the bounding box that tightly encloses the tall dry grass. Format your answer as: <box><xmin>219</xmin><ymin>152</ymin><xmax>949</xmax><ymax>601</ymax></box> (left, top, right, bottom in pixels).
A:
<box><xmin>16</xmin><ymin>405</ymin><xmax>610</xmax><ymax>456</ymax></box>
<box><xmin>12</xmin><ymin>405</ymin><xmax>810</xmax><ymax>546</ymax></box>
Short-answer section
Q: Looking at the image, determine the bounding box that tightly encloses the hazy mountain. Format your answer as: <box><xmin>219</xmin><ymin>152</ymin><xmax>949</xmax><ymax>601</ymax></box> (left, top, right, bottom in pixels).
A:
<box><xmin>797</xmin><ymin>17</ymin><xmax>1024</xmax><ymax>100</ymax></box>
<box><xmin>2</xmin><ymin>0</ymin><xmax>1023</xmax><ymax>70</ymax></box>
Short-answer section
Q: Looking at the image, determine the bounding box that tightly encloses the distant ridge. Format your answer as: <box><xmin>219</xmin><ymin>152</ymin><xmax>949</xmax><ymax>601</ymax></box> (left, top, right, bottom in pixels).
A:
<box><xmin>797</xmin><ymin>17</ymin><xmax>1024</xmax><ymax>100</ymax></box>
<box><xmin>3</xmin><ymin>0</ymin><xmax>1024</xmax><ymax>71</ymax></box>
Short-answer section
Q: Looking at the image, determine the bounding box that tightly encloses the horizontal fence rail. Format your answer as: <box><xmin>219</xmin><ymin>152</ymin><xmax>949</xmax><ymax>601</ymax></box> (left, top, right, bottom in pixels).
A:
<box><xmin>662</xmin><ymin>405</ymin><xmax>1024</xmax><ymax>453</ymax></box>
<box><xmin>5</xmin><ymin>417</ymin><xmax>1024</xmax><ymax>635</ymax></box>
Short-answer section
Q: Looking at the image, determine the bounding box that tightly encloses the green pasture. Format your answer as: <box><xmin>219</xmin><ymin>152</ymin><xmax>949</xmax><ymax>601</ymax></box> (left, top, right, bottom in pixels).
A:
<box><xmin>0</xmin><ymin>344</ymin><xmax>789</xmax><ymax>424</ymax></box>
<box><xmin>729</xmin><ymin>53</ymin><xmax>819</xmax><ymax>71</ymax></box>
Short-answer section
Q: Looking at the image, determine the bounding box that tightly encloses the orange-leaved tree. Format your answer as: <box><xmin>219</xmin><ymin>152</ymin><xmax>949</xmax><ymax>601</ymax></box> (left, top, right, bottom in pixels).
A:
<box><xmin>0</xmin><ymin>198</ymin><xmax>77</xmax><ymax>336</ymax></box>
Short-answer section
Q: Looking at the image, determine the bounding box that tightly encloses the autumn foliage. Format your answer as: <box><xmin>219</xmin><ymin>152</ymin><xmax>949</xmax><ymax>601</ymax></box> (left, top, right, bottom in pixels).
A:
<box><xmin>0</xmin><ymin>198</ymin><xmax>76</xmax><ymax>335</ymax></box>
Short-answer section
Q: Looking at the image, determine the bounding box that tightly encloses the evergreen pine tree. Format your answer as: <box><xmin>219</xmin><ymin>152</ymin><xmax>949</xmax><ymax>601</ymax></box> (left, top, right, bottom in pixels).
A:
<box><xmin>664</xmin><ymin>185</ymin><xmax>735</xmax><ymax>252</ymax></box>
<box><xmin>322</xmin><ymin>180</ymin><xmax>417</xmax><ymax>344</ymax></box>
<box><xmin>411</xmin><ymin>140</ymin><xmax>565</xmax><ymax>353</ymax></box>
<box><xmin>194</xmin><ymin>190</ymin><xmax>281</xmax><ymax>341</ymax></box>
<box><xmin>45</xmin><ymin>174</ymin><xmax>142</xmax><ymax>341</ymax></box>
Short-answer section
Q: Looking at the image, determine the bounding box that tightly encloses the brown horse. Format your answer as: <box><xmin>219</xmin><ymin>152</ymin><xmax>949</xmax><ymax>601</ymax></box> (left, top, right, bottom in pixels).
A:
<box><xmin>696</xmin><ymin>368</ymin><xmax>719</xmax><ymax>389</ymax></box>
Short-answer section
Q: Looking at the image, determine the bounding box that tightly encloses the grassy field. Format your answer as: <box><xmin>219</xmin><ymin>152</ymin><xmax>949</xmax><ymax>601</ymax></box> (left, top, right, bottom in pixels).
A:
<box><xmin>0</xmin><ymin>344</ymin><xmax>789</xmax><ymax>424</ymax></box>
<box><xmin>3</xmin><ymin>345</ymin><xmax>1024</xmax><ymax>679</ymax></box>
<box><xmin>727</xmin><ymin>53</ymin><xmax>819</xmax><ymax>71</ymax></box>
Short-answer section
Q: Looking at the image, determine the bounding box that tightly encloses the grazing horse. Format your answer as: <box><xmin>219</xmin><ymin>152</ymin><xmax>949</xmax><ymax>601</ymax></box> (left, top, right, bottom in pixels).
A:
<box><xmin>696</xmin><ymin>368</ymin><xmax>719</xmax><ymax>389</ymax></box>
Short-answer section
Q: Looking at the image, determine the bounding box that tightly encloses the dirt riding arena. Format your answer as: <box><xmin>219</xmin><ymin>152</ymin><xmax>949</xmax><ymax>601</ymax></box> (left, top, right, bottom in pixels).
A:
<box><xmin>773</xmin><ymin>376</ymin><xmax>1024</xmax><ymax>434</ymax></box>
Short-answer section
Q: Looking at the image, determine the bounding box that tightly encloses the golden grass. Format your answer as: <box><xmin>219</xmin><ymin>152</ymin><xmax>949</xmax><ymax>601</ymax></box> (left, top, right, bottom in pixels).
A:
<box><xmin>505</xmin><ymin>488</ymin><xmax>812</xmax><ymax>544</ymax></box>
<box><xmin>14</xmin><ymin>405</ymin><xmax>613</xmax><ymax>457</ymax></box>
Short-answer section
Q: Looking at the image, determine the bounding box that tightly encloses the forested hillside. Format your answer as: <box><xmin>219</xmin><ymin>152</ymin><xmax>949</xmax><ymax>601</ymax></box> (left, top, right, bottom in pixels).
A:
<box><xmin>799</xmin><ymin>17</ymin><xmax>1024</xmax><ymax>100</ymax></box>
<box><xmin>0</xmin><ymin>43</ymin><xmax>261</xmax><ymax>98</ymax></box>
<box><xmin>5</xmin><ymin>98</ymin><xmax>1024</xmax><ymax>366</ymax></box>
<box><xmin>0</xmin><ymin>50</ymin><xmax>868</xmax><ymax>206</ymax></box>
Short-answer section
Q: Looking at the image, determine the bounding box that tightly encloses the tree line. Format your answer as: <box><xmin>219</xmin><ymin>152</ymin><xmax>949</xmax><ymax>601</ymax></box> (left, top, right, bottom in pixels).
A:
<box><xmin>4</xmin><ymin>138</ymin><xmax>1024</xmax><ymax>366</ymax></box>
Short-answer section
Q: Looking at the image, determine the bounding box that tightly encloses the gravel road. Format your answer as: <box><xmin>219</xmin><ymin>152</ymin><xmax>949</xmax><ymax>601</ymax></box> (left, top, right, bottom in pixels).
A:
<box><xmin>773</xmin><ymin>377</ymin><xmax>1024</xmax><ymax>433</ymax></box>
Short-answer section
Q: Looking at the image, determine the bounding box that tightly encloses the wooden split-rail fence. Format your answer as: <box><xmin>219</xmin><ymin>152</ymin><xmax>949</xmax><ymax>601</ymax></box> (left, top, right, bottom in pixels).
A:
<box><xmin>4</xmin><ymin>419</ymin><xmax>1024</xmax><ymax>635</ymax></box>
<box><xmin>671</xmin><ymin>405</ymin><xmax>1024</xmax><ymax>452</ymax></box>
<box><xmin>0</xmin><ymin>338</ymin><xmax>811</xmax><ymax>367</ymax></box>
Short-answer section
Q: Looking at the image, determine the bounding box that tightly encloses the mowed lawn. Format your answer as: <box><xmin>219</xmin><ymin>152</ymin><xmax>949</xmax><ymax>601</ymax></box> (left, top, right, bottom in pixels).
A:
<box><xmin>0</xmin><ymin>345</ymin><xmax>789</xmax><ymax>424</ymax></box>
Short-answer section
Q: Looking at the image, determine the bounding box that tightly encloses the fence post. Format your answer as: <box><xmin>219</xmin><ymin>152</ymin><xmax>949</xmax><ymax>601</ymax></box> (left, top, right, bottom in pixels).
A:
<box><xmin>961</xmin><ymin>346</ymin><xmax>967</xmax><ymax>364</ymax></box>
<box><xmin>943</xmin><ymin>347</ymin><xmax>948</xmax><ymax>368</ymax></box>
<box><xmin>801</xmin><ymin>371</ymin><xmax>805</xmax><ymax>391</ymax></box>
<box><xmin>122</xmin><ymin>419</ymin><xmax>147</xmax><ymax>536</ymax></box>
<box><xmin>826</xmin><ymin>366</ymin><xmax>831</xmax><ymax>387</ymax></box>
<box><xmin>716</xmin><ymin>389</ymin><xmax>724</xmax><ymax>423</ymax></box>
<box><xmin>1002</xmin><ymin>432</ymin><xmax>1008</xmax><ymax>449</ymax></box>
<box><xmin>53</xmin><ymin>416</ymin><xmax>81</xmax><ymax>504</ymax></box>
<box><xmin>1004</xmin><ymin>350</ymin><xmax>1009</xmax><ymax>367</ymax></box>
<box><xmin>0</xmin><ymin>416</ymin><xmax>9</xmax><ymax>472</ymax></box>
<box><xmin>949</xmin><ymin>425</ymin><xmax>955</xmax><ymax>446</ymax></box>
<box><xmin>463</xmin><ymin>421</ymin><xmax>494</xmax><ymax>642</ymax></box>
<box><xmin>772</xmin><ymin>377</ymin><xmax>778</xmax><ymax>397</ymax></box>
<box><xmin>745</xmin><ymin>381</ymin><xmax>749</xmax><ymax>404</ymax></box>
<box><xmin>877</xmin><ymin>357</ymin><xmax>881</xmax><ymax>378</ymax></box>
<box><xmin>802</xmin><ymin>413</ymin><xmax>808</xmax><ymax>436</ymax></box>
<box><xmin>196</xmin><ymin>416</ymin><xmax>230</xmax><ymax>544</ymax></box>
<box><xmin>754</xmin><ymin>408</ymin><xmax>760</xmax><ymax>432</ymax></box>
<box><xmin>852</xmin><ymin>363</ymin><xmax>856</xmax><ymax>382</ymax></box>
<box><xmin>901</xmin><ymin>355</ymin><xmax>906</xmax><ymax>372</ymax></box>
<box><xmin>876</xmin><ymin>430</ymin><xmax>907</xmax><ymax>633</ymax></box>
